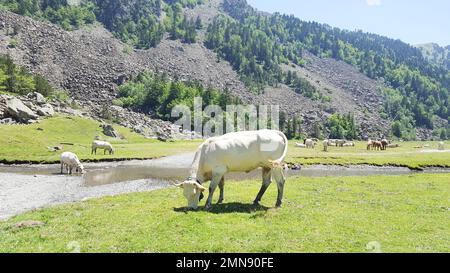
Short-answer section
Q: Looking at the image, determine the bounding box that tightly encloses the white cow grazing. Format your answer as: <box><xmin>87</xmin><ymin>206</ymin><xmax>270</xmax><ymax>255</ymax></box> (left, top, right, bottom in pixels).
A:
<box><xmin>305</xmin><ymin>139</ymin><xmax>316</xmax><ymax>149</ymax></box>
<box><xmin>177</xmin><ymin>130</ymin><xmax>289</xmax><ymax>210</ymax></box>
<box><xmin>336</xmin><ymin>139</ymin><xmax>347</xmax><ymax>147</ymax></box>
<box><xmin>323</xmin><ymin>140</ymin><xmax>329</xmax><ymax>152</ymax></box>
<box><xmin>60</xmin><ymin>152</ymin><xmax>85</xmax><ymax>175</ymax></box>
<box><xmin>295</xmin><ymin>142</ymin><xmax>307</xmax><ymax>148</ymax></box>
<box><xmin>92</xmin><ymin>141</ymin><xmax>114</xmax><ymax>155</ymax></box>
<box><xmin>328</xmin><ymin>139</ymin><xmax>337</xmax><ymax>146</ymax></box>
<box><xmin>438</xmin><ymin>142</ymin><xmax>445</xmax><ymax>151</ymax></box>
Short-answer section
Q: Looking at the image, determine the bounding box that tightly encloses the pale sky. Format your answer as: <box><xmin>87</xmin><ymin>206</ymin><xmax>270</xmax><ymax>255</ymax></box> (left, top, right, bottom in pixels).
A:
<box><xmin>247</xmin><ymin>0</ymin><xmax>450</xmax><ymax>47</ymax></box>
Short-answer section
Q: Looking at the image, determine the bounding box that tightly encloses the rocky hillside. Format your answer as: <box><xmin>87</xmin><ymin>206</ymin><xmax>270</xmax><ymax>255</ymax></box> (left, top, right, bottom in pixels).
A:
<box><xmin>0</xmin><ymin>0</ymin><xmax>447</xmax><ymax>140</ymax></box>
<box><xmin>0</xmin><ymin>6</ymin><xmax>251</xmax><ymax>102</ymax></box>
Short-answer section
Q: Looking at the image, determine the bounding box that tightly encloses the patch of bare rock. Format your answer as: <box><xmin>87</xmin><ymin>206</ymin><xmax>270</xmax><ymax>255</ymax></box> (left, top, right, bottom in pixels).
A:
<box><xmin>0</xmin><ymin>92</ymin><xmax>55</xmax><ymax>124</ymax></box>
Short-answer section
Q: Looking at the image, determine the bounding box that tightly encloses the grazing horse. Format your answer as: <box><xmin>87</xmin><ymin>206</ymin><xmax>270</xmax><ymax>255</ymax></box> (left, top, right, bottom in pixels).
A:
<box><xmin>372</xmin><ymin>141</ymin><xmax>383</xmax><ymax>151</ymax></box>
<box><xmin>381</xmin><ymin>139</ymin><xmax>389</xmax><ymax>150</ymax></box>
<box><xmin>367</xmin><ymin>140</ymin><xmax>373</xmax><ymax>151</ymax></box>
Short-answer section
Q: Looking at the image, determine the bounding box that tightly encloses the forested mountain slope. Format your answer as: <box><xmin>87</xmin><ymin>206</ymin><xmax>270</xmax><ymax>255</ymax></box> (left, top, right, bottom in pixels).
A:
<box><xmin>210</xmin><ymin>0</ymin><xmax>449</xmax><ymax>138</ymax></box>
<box><xmin>0</xmin><ymin>0</ymin><xmax>448</xmax><ymax>140</ymax></box>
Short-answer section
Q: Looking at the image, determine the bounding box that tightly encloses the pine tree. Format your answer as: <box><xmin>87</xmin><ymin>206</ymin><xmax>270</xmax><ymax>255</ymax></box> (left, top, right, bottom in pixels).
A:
<box><xmin>34</xmin><ymin>74</ymin><xmax>53</xmax><ymax>97</ymax></box>
<box><xmin>5</xmin><ymin>55</ymin><xmax>17</xmax><ymax>93</ymax></box>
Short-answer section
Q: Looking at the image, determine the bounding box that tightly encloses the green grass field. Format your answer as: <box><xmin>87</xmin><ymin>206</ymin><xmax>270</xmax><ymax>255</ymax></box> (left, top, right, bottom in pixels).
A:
<box><xmin>1</xmin><ymin>117</ymin><xmax>449</xmax><ymax>253</ymax></box>
<box><xmin>1</xmin><ymin>174</ymin><xmax>449</xmax><ymax>253</ymax></box>
<box><xmin>0</xmin><ymin>115</ymin><xmax>201</xmax><ymax>164</ymax></box>
<box><xmin>0</xmin><ymin>115</ymin><xmax>449</xmax><ymax>168</ymax></box>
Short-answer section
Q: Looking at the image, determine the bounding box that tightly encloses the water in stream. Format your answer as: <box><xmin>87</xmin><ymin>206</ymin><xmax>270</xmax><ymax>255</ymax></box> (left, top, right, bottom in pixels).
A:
<box><xmin>82</xmin><ymin>165</ymin><xmax>419</xmax><ymax>187</ymax></box>
<box><xmin>1</xmin><ymin>152</ymin><xmax>448</xmax><ymax>187</ymax></box>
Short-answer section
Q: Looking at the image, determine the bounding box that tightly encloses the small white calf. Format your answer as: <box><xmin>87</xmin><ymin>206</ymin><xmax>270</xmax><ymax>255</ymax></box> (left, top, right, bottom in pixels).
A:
<box><xmin>60</xmin><ymin>152</ymin><xmax>85</xmax><ymax>175</ymax></box>
<box><xmin>305</xmin><ymin>139</ymin><xmax>316</xmax><ymax>149</ymax></box>
<box><xmin>92</xmin><ymin>141</ymin><xmax>114</xmax><ymax>155</ymax></box>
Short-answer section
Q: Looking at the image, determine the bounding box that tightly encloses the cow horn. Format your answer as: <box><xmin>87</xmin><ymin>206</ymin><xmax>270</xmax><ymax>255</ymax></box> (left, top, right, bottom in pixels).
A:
<box><xmin>195</xmin><ymin>183</ymin><xmax>207</xmax><ymax>192</ymax></box>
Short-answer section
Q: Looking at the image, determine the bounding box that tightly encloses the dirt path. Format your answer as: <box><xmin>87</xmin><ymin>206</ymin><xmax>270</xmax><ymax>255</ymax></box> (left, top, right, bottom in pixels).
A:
<box><xmin>0</xmin><ymin>173</ymin><xmax>171</xmax><ymax>221</ymax></box>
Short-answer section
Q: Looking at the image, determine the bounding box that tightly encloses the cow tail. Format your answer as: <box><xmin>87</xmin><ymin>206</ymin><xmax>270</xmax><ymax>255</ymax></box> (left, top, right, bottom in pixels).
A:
<box><xmin>269</xmin><ymin>131</ymin><xmax>289</xmax><ymax>169</ymax></box>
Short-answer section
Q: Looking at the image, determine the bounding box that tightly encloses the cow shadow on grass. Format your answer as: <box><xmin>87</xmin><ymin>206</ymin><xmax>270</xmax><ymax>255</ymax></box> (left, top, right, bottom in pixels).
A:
<box><xmin>174</xmin><ymin>203</ymin><xmax>270</xmax><ymax>214</ymax></box>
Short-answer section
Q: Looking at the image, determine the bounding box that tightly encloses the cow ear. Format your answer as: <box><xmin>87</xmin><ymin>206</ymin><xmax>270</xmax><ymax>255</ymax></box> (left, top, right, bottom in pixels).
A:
<box><xmin>175</xmin><ymin>183</ymin><xmax>184</xmax><ymax>188</ymax></box>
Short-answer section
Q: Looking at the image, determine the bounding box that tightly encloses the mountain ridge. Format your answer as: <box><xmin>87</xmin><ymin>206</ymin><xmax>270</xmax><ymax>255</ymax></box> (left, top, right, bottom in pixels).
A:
<box><xmin>415</xmin><ymin>43</ymin><xmax>450</xmax><ymax>70</ymax></box>
<box><xmin>0</xmin><ymin>0</ymin><xmax>448</xmax><ymax>140</ymax></box>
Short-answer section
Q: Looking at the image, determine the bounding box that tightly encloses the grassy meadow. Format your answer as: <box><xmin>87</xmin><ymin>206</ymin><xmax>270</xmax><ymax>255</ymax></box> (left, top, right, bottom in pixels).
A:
<box><xmin>0</xmin><ymin>115</ymin><xmax>448</xmax><ymax>168</ymax></box>
<box><xmin>0</xmin><ymin>115</ymin><xmax>201</xmax><ymax>164</ymax></box>
<box><xmin>0</xmin><ymin>174</ymin><xmax>449</xmax><ymax>253</ymax></box>
<box><xmin>286</xmin><ymin>141</ymin><xmax>450</xmax><ymax>169</ymax></box>
<box><xmin>1</xmin><ymin>116</ymin><xmax>449</xmax><ymax>253</ymax></box>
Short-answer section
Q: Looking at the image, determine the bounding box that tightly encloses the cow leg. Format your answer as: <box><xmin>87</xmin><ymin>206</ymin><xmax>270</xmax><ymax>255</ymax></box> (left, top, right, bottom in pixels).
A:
<box><xmin>217</xmin><ymin>177</ymin><xmax>225</xmax><ymax>204</ymax></box>
<box><xmin>273</xmin><ymin>167</ymin><xmax>286</xmax><ymax>208</ymax></box>
<box><xmin>61</xmin><ymin>163</ymin><xmax>64</xmax><ymax>174</ymax></box>
<box><xmin>205</xmin><ymin>170</ymin><xmax>225</xmax><ymax>210</ymax></box>
<box><xmin>254</xmin><ymin>167</ymin><xmax>272</xmax><ymax>206</ymax></box>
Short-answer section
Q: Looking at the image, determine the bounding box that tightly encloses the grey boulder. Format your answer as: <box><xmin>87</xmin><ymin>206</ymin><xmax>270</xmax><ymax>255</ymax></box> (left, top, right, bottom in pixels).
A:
<box><xmin>5</xmin><ymin>98</ymin><xmax>39</xmax><ymax>122</ymax></box>
<box><xmin>36</xmin><ymin>103</ymin><xmax>55</xmax><ymax>117</ymax></box>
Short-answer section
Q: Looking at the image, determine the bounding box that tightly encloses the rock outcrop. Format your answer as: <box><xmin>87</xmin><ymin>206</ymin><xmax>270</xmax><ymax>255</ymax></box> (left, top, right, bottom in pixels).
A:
<box><xmin>3</xmin><ymin>97</ymin><xmax>39</xmax><ymax>123</ymax></box>
<box><xmin>0</xmin><ymin>93</ymin><xmax>55</xmax><ymax>123</ymax></box>
<box><xmin>101</xmin><ymin>123</ymin><xmax>120</xmax><ymax>138</ymax></box>
<box><xmin>0</xmin><ymin>93</ymin><xmax>200</xmax><ymax>140</ymax></box>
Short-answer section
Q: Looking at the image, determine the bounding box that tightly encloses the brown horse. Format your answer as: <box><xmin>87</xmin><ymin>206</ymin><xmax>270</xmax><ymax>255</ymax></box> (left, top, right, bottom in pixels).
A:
<box><xmin>372</xmin><ymin>141</ymin><xmax>383</xmax><ymax>151</ymax></box>
<box><xmin>381</xmin><ymin>139</ymin><xmax>389</xmax><ymax>150</ymax></box>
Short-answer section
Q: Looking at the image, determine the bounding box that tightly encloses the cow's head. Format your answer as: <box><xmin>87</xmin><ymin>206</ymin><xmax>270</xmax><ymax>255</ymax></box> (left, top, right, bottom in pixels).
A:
<box><xmin>176</xmin><ymin>180</ymin><xmax>207</xmax><ymax>210</ymax></box>
<box><xmin>76</xmin><ymin>164</ymin><xmax>86</xmax><ymax>174</ymax></box>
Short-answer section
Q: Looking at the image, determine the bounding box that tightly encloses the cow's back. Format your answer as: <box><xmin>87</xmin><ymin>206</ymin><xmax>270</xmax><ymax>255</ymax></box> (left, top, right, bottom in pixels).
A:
<box><xmin>200</xmin><ymin>130</ymin><xmax>287</xmax><ymax>173</ymax></box>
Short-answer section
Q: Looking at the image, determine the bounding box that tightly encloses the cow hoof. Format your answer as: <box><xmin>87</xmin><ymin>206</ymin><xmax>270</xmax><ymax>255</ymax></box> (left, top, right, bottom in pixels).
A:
<box><xmin>217</xmin><ymin>199</ymin><xmax>224</xmax><ymax>204</ymax></box>
<box><xmin>205</xmin><ymin>204</ymin><xmax>212</xmax><ymax>211</ymax></box>
<box><xmin>253</xmin><ymin>201</ymin><xmax>260</xmax><ymax>206</ymax></box>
